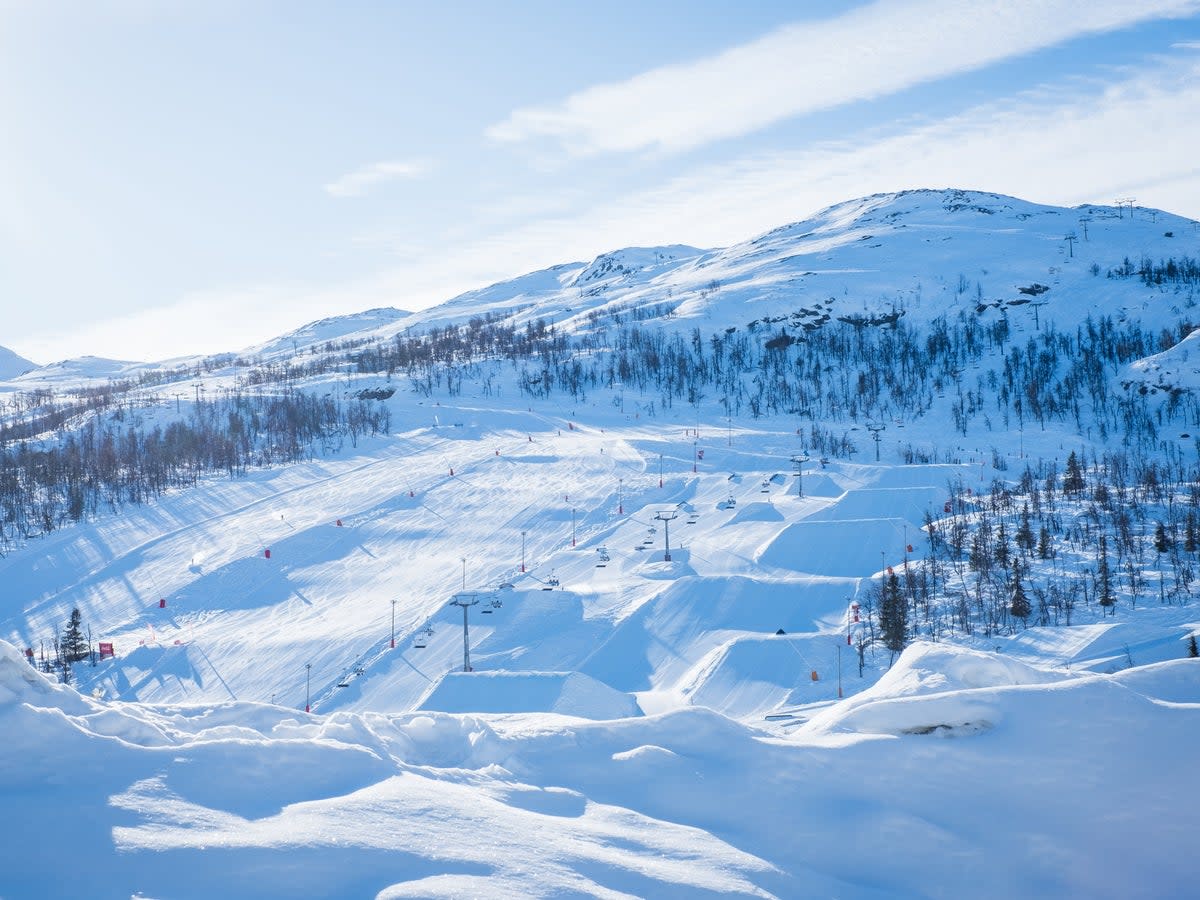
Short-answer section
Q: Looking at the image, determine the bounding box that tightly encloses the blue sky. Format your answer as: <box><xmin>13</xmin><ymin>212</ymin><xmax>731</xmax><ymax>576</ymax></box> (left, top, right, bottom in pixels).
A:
<box><xmin>4</xmin><ymin>0</ymin><xmax>1200</xmax><ymax>364</ymax></box>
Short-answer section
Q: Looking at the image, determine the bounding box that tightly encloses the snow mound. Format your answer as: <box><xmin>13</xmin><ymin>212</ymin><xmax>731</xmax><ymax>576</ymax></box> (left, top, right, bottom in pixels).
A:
<box><xmin>417</xmin><ymin>670</ymin><xmax>643</xmax><ymax>720</ymax></box>
<box><xmin>0</xmin><ymin>640</ymin><xmax>91</xmax><ymax>713</ymax></box>
<box><xmin>803</xmin><ymin>642</ymin><xmax>1065</xmax><ymax>738</ymax></box>
<box><xmin>757</xmin><ymin>519</ymin><xmax>912</xmax><ymax>576</ymax></box>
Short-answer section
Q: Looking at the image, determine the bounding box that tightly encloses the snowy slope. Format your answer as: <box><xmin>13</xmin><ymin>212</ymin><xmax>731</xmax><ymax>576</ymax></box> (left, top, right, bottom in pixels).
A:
<box><xmin>0</xmin><ymin>344</ymin><xmax>36</xmax><ymax>380</ymax></box>
<box><xmin>2</xmin><ymin>188</ymin><xmax>1200</xmax><ymax>897</ymax></box>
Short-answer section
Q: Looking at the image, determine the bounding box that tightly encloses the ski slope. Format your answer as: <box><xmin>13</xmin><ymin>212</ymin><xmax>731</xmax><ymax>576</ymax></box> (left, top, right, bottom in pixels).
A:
<box><xmin>1</xmin><ymin>189</ymin><xmax>1199</xmax><ymax>897</ymax></box>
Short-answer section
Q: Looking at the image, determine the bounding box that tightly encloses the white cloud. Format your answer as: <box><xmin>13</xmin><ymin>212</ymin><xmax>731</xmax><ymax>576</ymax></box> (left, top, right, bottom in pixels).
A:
<box><xmin>324</xmin><ymin>159</ymin><xmax>428</xmax><ymax>198</ymax></box>
<box><xmin>487</xmin><ymin>0</ymin><xmax>1200</xmax><ymax>157</ymax></box>
<box><xmin>21</xmin><ymin>57</ymin><xmax>1200</xmax><ymax>365</ymax></box>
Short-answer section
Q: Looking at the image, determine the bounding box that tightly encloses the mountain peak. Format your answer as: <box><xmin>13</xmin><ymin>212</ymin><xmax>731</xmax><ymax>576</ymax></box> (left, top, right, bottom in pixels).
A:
<box><xmin>0</xmin><ymin>345</ymin><xmax>37</xmax><ymax>380</ymax></box>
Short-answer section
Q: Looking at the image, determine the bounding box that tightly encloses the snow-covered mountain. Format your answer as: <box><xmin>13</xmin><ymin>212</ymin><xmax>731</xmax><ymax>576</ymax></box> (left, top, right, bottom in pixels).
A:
<box><xmin>1</xmin><ymin>188</ymin><xmax>1197</xmax><ymax>898</ymax></box>
<box><xmin>0</xmin><ymin>343</ymin><xmax>36</xmax><ymax>380</ymax></box>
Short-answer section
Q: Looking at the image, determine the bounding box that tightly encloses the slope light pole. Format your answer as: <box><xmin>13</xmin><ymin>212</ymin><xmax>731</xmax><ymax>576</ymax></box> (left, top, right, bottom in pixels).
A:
<box><xmin>305</xmin><ymin>662</ymin><xmax>311</xmax><ymax>713</ymax></box>
<box><xmin>571</xmin><ymin>508</ymin><xmax>577</xmax><ymax>547</ymax></box>
<box><xmin>654</xmin><ymin>509</ymin><xmax>678</xmax><ymax>562</ymax></box>
<box><xmin>390</xmin><ymin>598</ymin><xmax>396</xmax><ymax>649</ymax></box>
<box><xmin>693</xmin><ymin>441</ymin><xmax>698</xmax><ymax>474</ymax></box>
<box><xmin>618</xmin><ymin>478</ymin><xmax>624</xmax><ymax>515</ymax></box>
<box><xmin>449</xmin><ymin>593</ymin><xmax>479</xmax><ymax>672</ymax></box>
<box><xmin>460</xmin><ymin>557</ymin><xmax>467</xmax><ymax>592</ymax></box>
<box><xmin>521</xmin><ymin>530</ymin><xmax>527</xmax><ymax>573</ymax></box>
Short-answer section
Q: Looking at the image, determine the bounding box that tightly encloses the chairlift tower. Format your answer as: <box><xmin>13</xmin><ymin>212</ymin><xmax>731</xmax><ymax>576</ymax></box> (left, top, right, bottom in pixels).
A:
<box><xmin>790</xmin><ymin>452</ymin><xmax>811</xmax><ymax>497</ymax></box>
<box><xmin>449</xmin><ymin>592</ymin><xmax>479</xmax><ymax>672</ymax></box>
<box><xmin>654</xmin><ymin>509</ymin><xmax>678</xmax><ymax>562</ymax></box>
<box><xmin>866</xmin><ymin>422</ymin><xmax>886</xmax><ymax>462</ymax></box>
<box><xmin>304</xmin><ymin>662</ymin><xmax>311</xmax><ymax>713</ymax></box>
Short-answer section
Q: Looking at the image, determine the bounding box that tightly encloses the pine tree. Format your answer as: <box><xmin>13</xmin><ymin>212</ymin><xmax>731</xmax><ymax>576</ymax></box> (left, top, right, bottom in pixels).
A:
<box><xmin>994</xmin><ymin>522</ymin><xmax>1010</xmax><ymax>569</ymax></box>
<box><xmin>1188</xmin><ymin>634</ymin><xmax>1199</xmax><ymax>658</ymax></box>
<box><xmin>1010</xmin><ymin>561</ymin><xmax>1032</xmax><ymax>626</ymax></box>
<box><xmin>1015</xmin><ymin>503</ymin><xmax>1035</xmax><ymax>553</ymax></box>
<box><xmin>60</xmin><ymin>608</ymin><xmax>90</xmax><ymax>664</ymax></box>
<box><xmin>1153</xmin><ymin>521</ymin><xmax>1172</xmax><ymax>554</ymax></box>
<box><xmin>1037</xmin><ymin>526</ymin><xmax>1053</xmax><ymax>560</ymax></box>
<box><xmin>1186</xmin><ymin>512</ymin><xmax>1198</xmax><ymax>554</ymax></box>
<box><xmin>879</xmin><ymin>573</ymin><xmax>907</xmax><ymax>653</ymax></box>
<box><xmin>1063</xmin><ymin>450</ymin><xmax>1085</xmax><ymax>496</ymax></box>
<box><xmin>1097</xmin><ymin>536</ymin><xmax>1116</xmax><ymax>616</ymax></box>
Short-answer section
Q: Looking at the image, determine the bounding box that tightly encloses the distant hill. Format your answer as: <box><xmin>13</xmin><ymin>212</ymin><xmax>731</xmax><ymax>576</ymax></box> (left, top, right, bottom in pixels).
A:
<box><xmin>0</xmin><ymin>345</ymin><xmax>36</xmax><ymax>380</ymax></box>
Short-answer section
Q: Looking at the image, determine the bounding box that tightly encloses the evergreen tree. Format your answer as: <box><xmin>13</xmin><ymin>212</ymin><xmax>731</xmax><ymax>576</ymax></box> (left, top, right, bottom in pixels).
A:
<box><xmin>1188</xmin><ymin>634</ymin><xmax>1199</xmax><ymax>658</ymax></box>
<box><xmin>1153</xmin><ymin>521</ymin><xmax>1172</xmax><ymax>554</ymax></box>
<box><xmin>1187</xmin><ymin>512</ymin><xmax>1198</xmax><ymax>554</ymax></box>
<box><xmin>1037</xmin><ymin>526</ymin><xmax>1053</xmax><ymax>560</ymax></box>
<box><xmin>1015</xmin><ymin>503</ymin><xmax>1035</xmax><ymax>553</ymax></box>
<box><xmin>1010</xmin><ymin>561</ymin><xmax>1031</xmax><ymax>626</ymax></box>
<box><xmin>994</xmin><ymin>522</ymin><xmax>1010</xmax><ymax>569</ymax></box>
<box><xmin>879</xmin><ymin>573</ymin><xmax>907</xmax><ymax>653</ymax></box>
<box><xmin>60</xmin><ymin>608</ymin><xmax>90</xmax><ymax>664</ymax></box>
<box><xmin>1063</xmin><ymin>451</ymin><xmax>1085</xmax><ymax>496</ymax></box>
<box><xmin>1097</xmin><ymin>536</ymin><xmax>1116</xmax><ymax>616</ymax></box>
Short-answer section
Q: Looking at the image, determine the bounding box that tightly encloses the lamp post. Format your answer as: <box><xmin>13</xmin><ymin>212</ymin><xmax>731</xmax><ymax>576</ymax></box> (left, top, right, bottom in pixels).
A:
<box><xmin>305</xmin><ymin>662</ymin><xmax>311</xmax><ymax>713</ymax></box>
<box><xmin>659</xmin><ymin>454</ymin><xmax>663</xmax><ymax>489</ymax></box>
<box><xmin>571</xmin><ymin>508</ymin><xmax>577</xmax><ymax>547</ymax></box>
<box><xmin>654</xmin><ymin>509</ymin><xmax>678</xmax><ymax>561</ymax></box>
<box><xmin>693</xmin><ymin>441</ymin><xmax>698</xmax><ymax>474</ymax></box>
<box><xmin>836</xmin><ymin>642</ymin><xmax>843</xmax><ymax>699</ymax></box>
<box><xmin>390</xmin><ymin>598</ymin><xmax>396</xmax><ymax>649</ymax></box>
<box><xmin>461</xmin><ymin>557</ymin><xmax>467</xmax><ymax>591</ymax></box>
<box><xmin>618</xmin><ymin>477</ymin><xmax>624</xmax><ymax>515</ymax></box>
<box><xmin>521</xmin><ymin>530</ymin><xmax>527</xmax><ymax>573</ymax></box>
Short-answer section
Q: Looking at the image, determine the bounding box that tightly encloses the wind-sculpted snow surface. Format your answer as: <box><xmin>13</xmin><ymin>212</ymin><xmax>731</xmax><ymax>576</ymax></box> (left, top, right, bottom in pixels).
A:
<box><xmin>2</xmin><ymin>639</ymin><xmax>1197</xmax><ymax>898</ymax></box>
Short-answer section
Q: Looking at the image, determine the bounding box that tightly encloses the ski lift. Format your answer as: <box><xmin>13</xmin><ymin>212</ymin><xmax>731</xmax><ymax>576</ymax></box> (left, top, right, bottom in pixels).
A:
<box><xmin>597</xmin><ymin>547</ymin><xmax>611</xmax><ymax>562</ymax></box>
<box><xmin>336</xmin><ymin>673</ymin><xmax>351</xmax><ymax>687</ymax></box>
<box><xmin>482</xmin><ymin>598</ymin><xmax>503</xmax><ymax>613</ymax></box>
<box><xmin>726</xmin><ymin>496</ymin><xmax>737</xmax><ymax>508</ymax></box>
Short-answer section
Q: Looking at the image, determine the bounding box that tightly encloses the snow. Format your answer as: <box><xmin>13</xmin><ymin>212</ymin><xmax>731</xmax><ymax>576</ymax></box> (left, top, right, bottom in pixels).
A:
<box><xmin>1</xmin><ymin>189</ymin><xmax>1199</xmax><ymax>897</ymax></box>
<box><xmin>0</xmin><ymin>343</ymin><xmax>36</xmax><ymax>380</ymax></box>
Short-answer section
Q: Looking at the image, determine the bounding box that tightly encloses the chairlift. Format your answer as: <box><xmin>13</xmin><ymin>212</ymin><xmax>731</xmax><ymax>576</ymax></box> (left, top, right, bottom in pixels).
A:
<box><xmin>413</xmin><ymin>638</ymin><xmax>427</xmax><ymax>649</ymax></box>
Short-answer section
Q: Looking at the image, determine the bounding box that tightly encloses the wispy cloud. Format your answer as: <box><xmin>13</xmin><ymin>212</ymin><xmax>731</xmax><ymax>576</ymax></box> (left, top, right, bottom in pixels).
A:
<box><xmin>324</xmin><ymin>159</ymin><xmax>428</xmax><ymax>198</ymax></box>
<box><xmin>26</xmin><ymin>56</ymin><xmax>1200</xmax><ymax>365</ymax></box>
<box><xmin>487</xmin><ymin>0</ymin><xmax>1200</xmax><ymax>157</ymax></box>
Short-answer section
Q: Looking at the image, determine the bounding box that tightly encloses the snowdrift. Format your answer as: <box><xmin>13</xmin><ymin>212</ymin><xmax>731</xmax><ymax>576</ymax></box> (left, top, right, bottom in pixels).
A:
<box><xmin>417</xmin><ymin>670</ymin><xmax>643</xmax><ymax>719</ymax></box>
